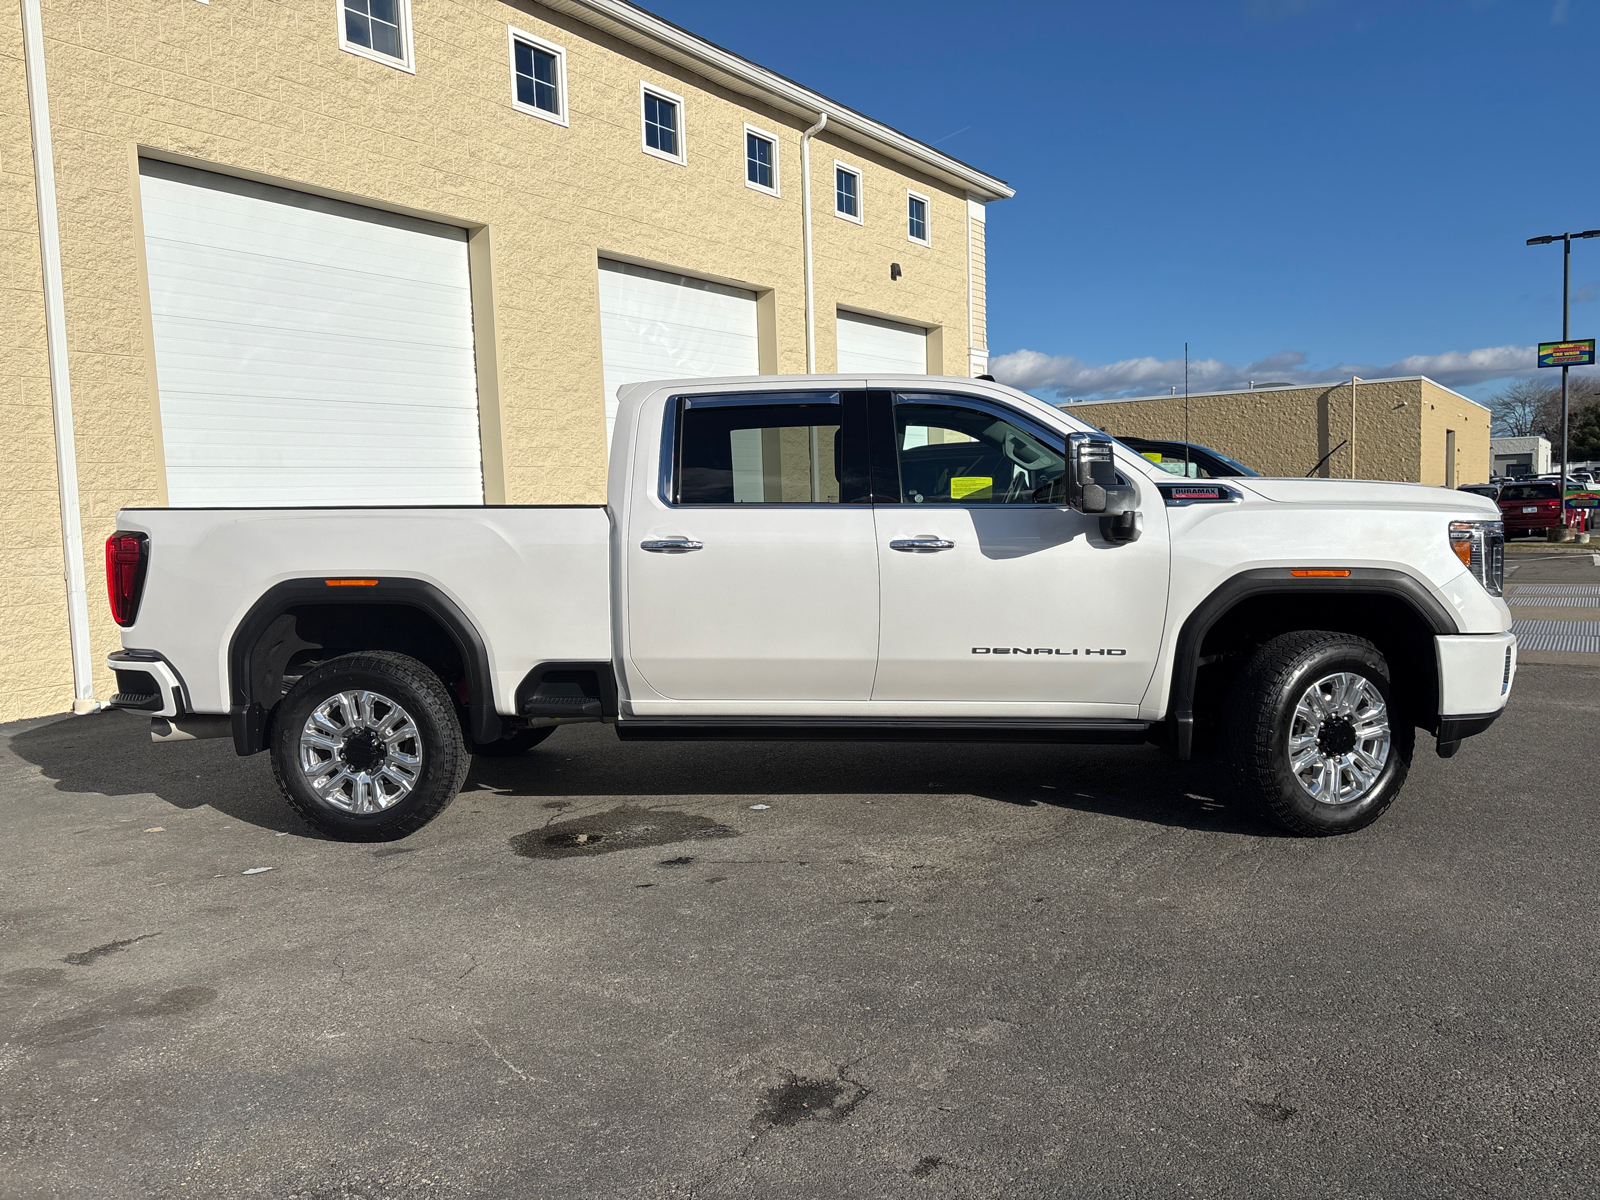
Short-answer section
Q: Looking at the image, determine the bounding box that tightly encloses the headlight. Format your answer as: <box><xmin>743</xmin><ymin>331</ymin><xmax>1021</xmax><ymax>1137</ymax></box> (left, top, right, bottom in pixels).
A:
<box><xmin>1449</xmin><ymin>519</ymin><xmax>1504</xmax><ymax>597</ymax></box>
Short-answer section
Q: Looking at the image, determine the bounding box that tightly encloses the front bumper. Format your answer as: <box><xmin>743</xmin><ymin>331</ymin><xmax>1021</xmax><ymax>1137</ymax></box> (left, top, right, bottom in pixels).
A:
<box><xmin>1433</xmin><ymin>632</ymin><xmax>1516</xmax><ymax>751</ymax></box>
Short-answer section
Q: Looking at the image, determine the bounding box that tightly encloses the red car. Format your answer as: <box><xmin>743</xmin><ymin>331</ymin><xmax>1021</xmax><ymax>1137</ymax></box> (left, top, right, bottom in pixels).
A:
<box><xmin>1497</xmin><ymin>480</ymin><xmax>1576</xmax><ymax>538</ymax></box>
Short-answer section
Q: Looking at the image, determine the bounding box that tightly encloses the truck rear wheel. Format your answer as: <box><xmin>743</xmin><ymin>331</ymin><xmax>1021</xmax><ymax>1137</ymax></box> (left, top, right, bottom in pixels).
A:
<box><xmin>1227</xmin><ymin>631</ymin><xmax>1413</xmax><ymax>836</ymax></box>
<box><xmin>270</xmin><ymin>651</ymin><xmax>469</xmax><ymax>842</ymax></box>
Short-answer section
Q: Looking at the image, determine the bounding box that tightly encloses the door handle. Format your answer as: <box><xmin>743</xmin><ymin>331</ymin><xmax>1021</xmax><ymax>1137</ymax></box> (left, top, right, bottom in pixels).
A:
<box><xmin>889</xmin><ymin>537</ymin><xmax>955</xmax><ymax>552</ymax></box>
<box><xmin>641</xmin><ymin>538</ymin><xmax>703</xmax><ymax>553</ymax></box>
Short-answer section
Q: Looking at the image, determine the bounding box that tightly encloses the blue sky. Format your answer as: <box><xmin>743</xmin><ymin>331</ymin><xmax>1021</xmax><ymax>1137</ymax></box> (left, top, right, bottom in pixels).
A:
<box><xmin>654</xmin><ymin>0</ymin><xmax>1600</xmax><ymax>401</ymax></box>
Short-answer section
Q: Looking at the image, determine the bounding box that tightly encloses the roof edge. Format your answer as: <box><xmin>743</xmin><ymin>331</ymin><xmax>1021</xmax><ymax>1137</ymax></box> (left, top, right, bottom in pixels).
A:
<box><xmin>1063</xmin><ymin>375</ymin><xmax>1487</xmax><ymax>412</ymax></box>
<box><xmin>541</xmin><ymin>0</ymin><xmax>1015</xmax><ymax>201</ymax></box>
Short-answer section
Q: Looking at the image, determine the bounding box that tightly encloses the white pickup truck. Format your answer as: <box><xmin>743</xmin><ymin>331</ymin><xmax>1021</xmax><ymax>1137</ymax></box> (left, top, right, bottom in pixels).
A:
<box><xmin>104</xmin><ymin>374</ymin><xmax>1514</xmax><ymax>841</ymax></box>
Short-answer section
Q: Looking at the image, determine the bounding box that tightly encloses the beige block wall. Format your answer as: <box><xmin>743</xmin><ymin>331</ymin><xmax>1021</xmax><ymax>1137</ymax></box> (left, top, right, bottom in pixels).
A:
<box><xmin>0</xmin><ymin>7</ymin><xmax>76</xmax><ymax>724</ymax></box>
<box><xmin>1069</xmin><ymin>379</ymin><xmax>1432</xmax><ymax>481</ymax></box>
<box><xmin>807</xmin><ymin>131</ymin><xmax>971</xmax><ymax>374</ymax></box>
<box><xmin>1418</xmin><ymin>379</ymin><xmax>1491</xmax><ymax>487</ymax></box>
<box><xmin>2</xmin><ymin>0</ymin><xmax>988</xmax><ymax>721</ymax></box>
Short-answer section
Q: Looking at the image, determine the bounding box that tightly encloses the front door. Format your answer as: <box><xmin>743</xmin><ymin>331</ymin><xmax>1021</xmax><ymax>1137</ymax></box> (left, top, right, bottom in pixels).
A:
<box><xmin>625</xmin><ymin>390</ymin><xmax>880</xmax><ymax>702</ymax></box>
<box><xmin>871</xmin><ymin>392</ymin><xmax>1170</xmax><ymax>713</ymax></box>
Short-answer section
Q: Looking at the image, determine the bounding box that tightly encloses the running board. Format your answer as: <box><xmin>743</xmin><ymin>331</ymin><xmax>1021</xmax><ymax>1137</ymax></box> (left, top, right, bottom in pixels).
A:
<box><xmin>614</xmin><ymin>718</ymin><xmax>1151</xmax><ymax>744</ymax></box>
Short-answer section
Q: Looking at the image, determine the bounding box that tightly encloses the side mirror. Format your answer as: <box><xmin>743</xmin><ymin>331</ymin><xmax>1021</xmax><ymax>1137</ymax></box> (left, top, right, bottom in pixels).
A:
<box><xmin>1066</xmin><ymin>433</ymin><xmax>1115</xmax><ymax>513</ymax></box>
<box><xmin>1065</xmin><ymin>432</ymin><xmax>1141</xmax><ymax>543</ymax></box>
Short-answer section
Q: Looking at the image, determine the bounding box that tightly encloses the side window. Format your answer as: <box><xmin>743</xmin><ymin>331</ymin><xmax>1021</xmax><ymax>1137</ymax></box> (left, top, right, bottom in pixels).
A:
<box><xmin>678</xmin><ymin>398</ymin><xmax>844</xmax><ymax>504</ymax></box>
<box><xmin>892</xmin><ymin>398</ymin><xmax>1065</xmax><ymax>505</ymax></box>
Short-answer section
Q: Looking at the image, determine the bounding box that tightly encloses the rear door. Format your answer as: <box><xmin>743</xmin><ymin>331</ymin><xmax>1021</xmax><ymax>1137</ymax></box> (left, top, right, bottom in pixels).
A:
<box><xmin>870</xmin><ymin>391</ymin><xmax>1170</xmax><ymax>712</ymax></box>
<box><xmin>624</xmin><ymin>390</ymin><xmax>880</xmax><ymax>702</ymax></box>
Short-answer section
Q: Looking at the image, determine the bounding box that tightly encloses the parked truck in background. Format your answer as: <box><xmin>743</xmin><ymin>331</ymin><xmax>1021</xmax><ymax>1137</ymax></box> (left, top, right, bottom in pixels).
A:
<box><xmin>104</xmin><ymin>375</ymin><xmax>1515</xmax><ymax>841</ymax></box>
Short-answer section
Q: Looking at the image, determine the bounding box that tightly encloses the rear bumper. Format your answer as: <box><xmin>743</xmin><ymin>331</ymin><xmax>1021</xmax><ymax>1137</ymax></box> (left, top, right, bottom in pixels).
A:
<box><xmin>105</xmin><ymin>651</ymin><xmax>187</xmax><ymax>718</ymax></box>
<box><xmin>1434</xmin><ymin>632</ymin><xmax>1515</xmax><ymax>743</ymax></box>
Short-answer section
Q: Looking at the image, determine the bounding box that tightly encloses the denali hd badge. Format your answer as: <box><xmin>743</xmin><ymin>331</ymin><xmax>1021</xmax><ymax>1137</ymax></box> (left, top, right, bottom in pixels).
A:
<box><xmin>972</xmin><ymin>647</ymin><xmax>1127</xmax><ymax>656</ymax></box>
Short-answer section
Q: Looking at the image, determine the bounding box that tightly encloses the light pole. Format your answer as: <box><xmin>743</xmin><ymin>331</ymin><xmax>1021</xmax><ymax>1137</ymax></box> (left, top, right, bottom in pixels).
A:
<box><xmin>1526</xmin><ymin>228</ymin><xmax>1600</xmax><ymax>522</ymax></box>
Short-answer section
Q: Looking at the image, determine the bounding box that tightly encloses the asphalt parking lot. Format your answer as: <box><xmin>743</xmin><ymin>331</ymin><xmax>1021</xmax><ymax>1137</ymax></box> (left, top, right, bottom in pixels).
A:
<box><xmin>4</xmin><ymin>651</ymin><xmax>1599</xmax><ymax>1197</ymax></box>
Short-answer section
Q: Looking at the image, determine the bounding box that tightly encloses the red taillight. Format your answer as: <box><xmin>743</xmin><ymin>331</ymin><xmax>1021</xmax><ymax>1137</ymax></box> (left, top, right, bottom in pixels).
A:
<box><xmin>105</xmin><ymin>532</ymin><xmax>148</xmax><ymax>627</ymax></box>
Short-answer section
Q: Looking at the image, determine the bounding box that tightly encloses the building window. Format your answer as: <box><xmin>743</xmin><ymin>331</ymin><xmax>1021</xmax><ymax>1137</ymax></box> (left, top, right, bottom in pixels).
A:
<box><xmin>907</xmin><ymin>191</ymin><xmax>930</xmax><ymax>246</ymax></box>
<box><xmin>340</xmin><ymin>0</ymin><xmax>413</xmax><ymax>72</ymax></box>
<box><xmin>509</xmin><ymin>28</ymin><xmax>567</xmax><ymax>125</ymax></box>
<box><xmin>835</xmin><ymin>163</ymin><xmax>862</xmax><ymax>223</ymax></box>
<box><xmin>641</xmin><ymin>84</ymin><xmax>685</xmax><ymax>164</ymax></box>
<box><xmin>745</xmin><ymin>125</ymin><xmax>778</xmax><ymax>196</ymax></box>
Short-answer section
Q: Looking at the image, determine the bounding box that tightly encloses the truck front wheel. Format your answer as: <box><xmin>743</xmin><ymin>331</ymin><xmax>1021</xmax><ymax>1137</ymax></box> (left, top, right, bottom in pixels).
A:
<box><xmin>1227</xmin><ymin>631</ymin><xmax>1413</xmax><ymax>836</ymax></box>
<box><xmin>270</xmin><ymin>651</ymin><xmax>470</xmax><ymax>841</ymax></box>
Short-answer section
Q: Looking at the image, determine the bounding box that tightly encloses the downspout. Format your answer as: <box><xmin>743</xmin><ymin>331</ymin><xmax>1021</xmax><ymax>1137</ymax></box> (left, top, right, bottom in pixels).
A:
<box><xmin>21</xmin><ymin>0</ymin><xmax>97</xmax><ymax>714</ymax></box>
<box><xmin>800</xmin><ymin>111</ymin><xmax>827</xmax><ymax>372</ymax></box>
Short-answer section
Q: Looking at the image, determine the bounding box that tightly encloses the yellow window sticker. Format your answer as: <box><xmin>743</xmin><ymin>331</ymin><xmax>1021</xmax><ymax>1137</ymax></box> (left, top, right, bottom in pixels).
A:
<box><xmin>1140</xmin><ymin>451</ymin><xmax>1163</xmax><ymax>464</ymax></box>
<box><xmin>950</xmin><ymin>476</ymin><xmax>993</xmax><ymax>500</ymax></box>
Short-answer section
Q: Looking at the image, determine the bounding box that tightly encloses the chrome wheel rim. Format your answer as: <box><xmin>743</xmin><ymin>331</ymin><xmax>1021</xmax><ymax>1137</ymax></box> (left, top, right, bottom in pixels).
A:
<box><xmin>298</xmin><ymin>690</ymin><xmax>422</xmax><ymax>813</ymax></box>
<box><xmin>1288</xmin><ymin>671</ymin><xmax>1391</xmax><ymax>806</ymax></box>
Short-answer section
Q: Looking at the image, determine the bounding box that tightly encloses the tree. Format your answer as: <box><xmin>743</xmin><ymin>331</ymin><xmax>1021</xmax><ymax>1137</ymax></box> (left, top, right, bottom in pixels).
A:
<box><xmin>1486</xmin><ymin>378</ymin><xmax>1553</xmax><ymax>437</ymax></box>
<box><xmin>1485</xmin><ymin>375</ymin><xmax>1600</xmax><ymax>453</ymax></box>
<box><xmin>1572</xmin><ymin>404</ymin><xmax>1600</xmax><ymax>461</ymax></box>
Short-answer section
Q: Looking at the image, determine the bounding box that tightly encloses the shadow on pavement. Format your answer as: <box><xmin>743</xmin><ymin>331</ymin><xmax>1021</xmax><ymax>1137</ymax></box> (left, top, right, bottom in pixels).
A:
<box><xmin>462</xmin><ymin>725</ymin><xmax>1283</xmax><ymax>838</ymax></box>
<box><xmin>7</xmin><ymin>709</ymin><xmax>304</xmax><ymax>835</ymax></box>
<box><xmin>8</xmin><ymin>709</ymin><xmax>1282</xmax><ymax>839</ymax></box>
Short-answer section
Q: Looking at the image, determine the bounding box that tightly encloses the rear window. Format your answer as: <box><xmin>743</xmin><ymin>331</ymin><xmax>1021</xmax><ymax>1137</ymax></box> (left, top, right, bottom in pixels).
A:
<box><xmin>677</xmin><ymin>396</ymin><xmax>842</xmax><ymax>504</ymax></box>
<box><xmin>1500</xmin><ymin>484</ymin><xmax>1558</xmax><ymax>501</ymax></box>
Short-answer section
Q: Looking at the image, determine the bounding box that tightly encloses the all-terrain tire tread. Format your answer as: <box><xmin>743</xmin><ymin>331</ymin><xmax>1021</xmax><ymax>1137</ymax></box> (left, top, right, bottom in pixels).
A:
<box><xmin>1225</xmin><ymin>630</ymin><xmax>1407</xmax><ymax>837</ymax></box>
<box><xmin>271</xmin><ymin>650</ymin><xmax>467</xmax><ymax>842</ymax></box>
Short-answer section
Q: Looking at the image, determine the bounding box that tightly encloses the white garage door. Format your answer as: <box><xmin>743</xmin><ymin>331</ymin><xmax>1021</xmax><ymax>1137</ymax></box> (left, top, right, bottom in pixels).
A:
<box><xmin>836</xmin><ymin>310</ymin><xmax>928</xmax><ymax>374</ymax></box>
<box><xmin>598</xmin><ymin>259</ymin><xmax>759</xmax><ymax>440</ymax></box>
<box><xmin>138</xmin><ymin>160</ymin><xmax>483</xmax><ymax>506</ymax></box>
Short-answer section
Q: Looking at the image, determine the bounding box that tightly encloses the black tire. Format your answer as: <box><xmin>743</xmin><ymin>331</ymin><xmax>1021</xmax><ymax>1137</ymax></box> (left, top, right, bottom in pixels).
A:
<box><xmin>270</xmin><ymin>651</ymin><xmax>469</xmax><ymax>842</ymax></box>
<box><xmin>469</xmin><ymin>726</ymin><xmax>556</xmax><ymax>757</ymax></box>
<box><xmin>1226</xmin><ymin>631</ymin><xmax>1413</xmax><ymax>837</ymax></box>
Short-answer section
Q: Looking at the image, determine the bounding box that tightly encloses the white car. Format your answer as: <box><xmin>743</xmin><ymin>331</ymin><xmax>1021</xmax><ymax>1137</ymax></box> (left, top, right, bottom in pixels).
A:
<box><xmin>104</xmin><ymin>375</ymin><xmax>1514</xmax><ymax>840</ymax></box>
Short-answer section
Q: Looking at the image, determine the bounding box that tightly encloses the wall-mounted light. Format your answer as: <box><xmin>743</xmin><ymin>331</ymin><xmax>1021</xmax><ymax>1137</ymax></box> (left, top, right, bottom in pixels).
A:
<box><xmin>890</xmin><ymin>262</ymin><xmax>902</xmax><ymax>281</ymax></box>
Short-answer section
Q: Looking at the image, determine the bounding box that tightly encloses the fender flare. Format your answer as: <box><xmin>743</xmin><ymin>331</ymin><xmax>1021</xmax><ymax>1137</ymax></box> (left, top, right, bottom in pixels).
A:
<box><xmin>226</xmin><ymin>578</ymin><xmax>500</xmax><ymax>755</ymax></box>
<box><xmin>1167</xmin><ymin>567</ymin><xmax>1459</xmax><ymax>759</ymax></box>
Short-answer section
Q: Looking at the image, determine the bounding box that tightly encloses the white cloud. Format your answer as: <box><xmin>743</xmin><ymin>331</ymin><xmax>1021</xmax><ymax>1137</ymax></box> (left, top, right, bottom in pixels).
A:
<box><xmin>991</xmin><ymin>343</ymin><xmax>1539</xmax><ymax>401</ymax></box>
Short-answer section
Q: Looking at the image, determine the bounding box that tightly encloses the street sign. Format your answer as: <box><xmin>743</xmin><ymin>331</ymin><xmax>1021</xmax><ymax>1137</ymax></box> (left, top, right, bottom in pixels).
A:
<box><xmin>1537</xmin><ymin>339</ymin><xmax>1596</xmax><ymax>367</ymax></box>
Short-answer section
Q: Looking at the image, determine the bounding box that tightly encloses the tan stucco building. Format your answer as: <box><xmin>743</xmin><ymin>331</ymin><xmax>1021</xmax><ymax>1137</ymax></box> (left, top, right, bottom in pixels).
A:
<box><xmin>1066</xmin><ymin>377</ymin><xmax>1491</xmax><ymax>488</ymax></box>
<box><xmin>1</xmin><ymin>0</ymin><xmax>1011</xmax><ymax>723</ymax></box>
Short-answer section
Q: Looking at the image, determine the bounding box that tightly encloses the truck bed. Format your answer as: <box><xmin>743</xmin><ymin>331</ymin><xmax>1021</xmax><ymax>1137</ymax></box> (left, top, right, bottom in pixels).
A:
<box><xmin>113</xmin><ymin>506</ymin><xmax>613</xmax><ymax>717</ymax></box>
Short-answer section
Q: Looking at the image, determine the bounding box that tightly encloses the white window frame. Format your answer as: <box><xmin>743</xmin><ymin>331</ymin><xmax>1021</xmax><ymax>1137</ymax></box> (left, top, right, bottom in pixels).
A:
<box><xmin>336</xmin><ymin>0</ymin><xmax>416</xmax><ymax>75</ymax></box>
<box><xmin>640</xmin><ymin>82</ymin><xmax>687</xmax><ymax>166</ymax></box>
<box><xmin>906</xmin><ymin>189</ymin><xmax>932</xmax><ymax>247</ymax></box>
<box><xmin>507</xmin><ymin>27</ymin><xmax>568</xmax><ymax>127</ymax></box>
<box><xmin>743</xmin><ymin>123</ymin><xmax>780</xmax><ymax>197</ymax></box>
<box><xmin>833</xmin><ymin>161</ymin><xmax>863</xmax><ymax>224</ymax></box>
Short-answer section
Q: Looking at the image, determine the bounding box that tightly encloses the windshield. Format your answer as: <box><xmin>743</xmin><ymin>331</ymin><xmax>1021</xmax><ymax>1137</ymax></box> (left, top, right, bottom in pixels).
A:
<box><xmin>1113</xmin><ymin>437</ymin><xmax>1262</xmax><ymax>478</ymax></box>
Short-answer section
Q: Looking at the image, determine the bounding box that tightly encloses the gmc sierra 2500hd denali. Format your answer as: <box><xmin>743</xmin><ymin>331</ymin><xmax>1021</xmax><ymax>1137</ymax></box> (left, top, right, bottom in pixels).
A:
<box><xmin>104</xmin><ymin>374</ymin><xmax>1514</xmax><ymax>841</ymax></box>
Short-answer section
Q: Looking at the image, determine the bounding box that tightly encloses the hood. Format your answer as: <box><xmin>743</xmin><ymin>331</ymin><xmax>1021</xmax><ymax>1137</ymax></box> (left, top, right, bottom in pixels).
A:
<box><xmin>1235</xmin><ymin>477</ymin><xmax>1500</xmax><ymax>516</ymax></box>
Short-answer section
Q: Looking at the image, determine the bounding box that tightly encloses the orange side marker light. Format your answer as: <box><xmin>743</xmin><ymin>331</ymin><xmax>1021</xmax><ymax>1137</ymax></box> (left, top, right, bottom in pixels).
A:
<box><xmin>1289</xmin><ymin>569</ymin><xmax>1351</xmax><ymax>578</ymax></box>
<box><xmin>324</xmin><ymin>579</ymin><xmax>379</xmax><ymax>587</ymax></box>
